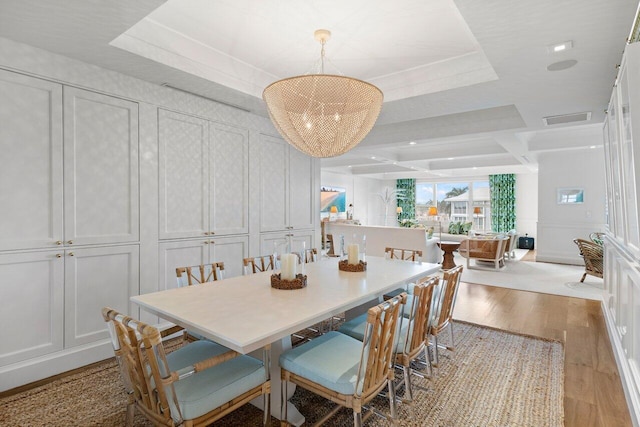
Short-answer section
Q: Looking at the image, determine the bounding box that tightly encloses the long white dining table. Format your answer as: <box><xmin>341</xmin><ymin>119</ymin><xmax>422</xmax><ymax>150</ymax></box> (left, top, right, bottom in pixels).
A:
<box><xmin>131</xmin><ymin>255</ymin><xmax>440</xmax><ymax>425</ymax></box>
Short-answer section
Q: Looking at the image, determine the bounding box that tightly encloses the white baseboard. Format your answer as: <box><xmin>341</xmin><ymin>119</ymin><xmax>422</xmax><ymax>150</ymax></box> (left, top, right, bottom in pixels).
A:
<box><xmin>0</xmin><ymin>340</ymin><xmax>113</xmax><ymax>393</ymax></box>
<box><xmin>534</xmin><ymin>254</ymin><xmax>580</xmax><ymax>265</ymax></box>
<box><xmin>602</xmin><ymin>301</ymin><xmax>640</xmax><ymax>427</ymax></box>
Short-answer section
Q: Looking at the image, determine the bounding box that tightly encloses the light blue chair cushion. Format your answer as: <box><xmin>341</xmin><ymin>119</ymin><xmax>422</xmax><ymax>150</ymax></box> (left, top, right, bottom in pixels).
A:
<box><xmin>337</xmin><ymin>313</ymin><xmax>412</xmax><ymax>353</ymax></box>
<box><xmin>165</xmin><ymin>340</ymin><xmax>267</xmax><ymax>421</ymax></box>
<box><xmin>279</xmin><ymin>331</ymin><xmax>364</xmax><ymax>395</ymax></box>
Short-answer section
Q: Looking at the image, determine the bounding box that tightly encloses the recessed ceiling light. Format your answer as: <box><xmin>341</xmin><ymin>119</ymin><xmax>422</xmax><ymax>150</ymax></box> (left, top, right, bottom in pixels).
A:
<box><xmin>590</xmin><ymin>145</ymin><xmax>596</xmax><ymax>149</ymax></box>
<box><xmin>473</xmin><ymin>167</ymin><xmax>478</xmax><ymax>170</ymax></box>
<box><xmin>393</xmin><ymin>162</ymin><xmax>397</xmax><ymax>165</ymax></box>
<box><xmin>548</xmin><ymin>40</ymin><xmax>573</xmax><ymax>53</ymax></box>
<box><xmin>371</xmin><ymin>156</ymin><xmax>376</xmax><ymax>159</ymax></box>
<box><xmin>409</xmin><ymin>141</ymin><xmax>417</xmax><ymax>145</ymax></box>
<box><xmin>347</xmin><ymin>165</ymin><xmax>352</xmax><ymax>168</ymax></box>
<box><xmin>448</xmin><ymin>157</ymin><xmax>454</xmax><ymax>160</ymax></box>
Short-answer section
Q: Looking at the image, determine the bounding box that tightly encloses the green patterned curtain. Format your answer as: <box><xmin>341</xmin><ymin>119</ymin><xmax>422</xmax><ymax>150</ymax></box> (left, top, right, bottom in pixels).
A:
<box><xmin>396</xmin><ymin>179</ymin><xmax>415</xmax><ymax>221</ymax></box>
<box><xmin>489</xmin><ymin>174</ymin><xmax>516</xmax><ymax>232</ymax></box>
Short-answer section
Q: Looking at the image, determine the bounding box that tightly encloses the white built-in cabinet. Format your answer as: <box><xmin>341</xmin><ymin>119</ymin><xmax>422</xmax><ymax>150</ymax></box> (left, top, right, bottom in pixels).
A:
<box><xmin>157</xmin><ymin>109</ymin><xmax>251</xmax><ymax>282</ymax></box>
<box><xmin>158</xmin><ymin>235</ymin><xmax>248</xmax><ymax>291</ymax></box>
<box><xmin>603</xmin><ymin>41</ymin><xmax>640</xmax><ymax>424</ymax></box>
<box><xmin>0</xmin><ymin>59</ymin><xmax>318</xmax><ymax>391</ymax></box>
<box><xmin>258</xmin><ymin>133</ymin><xmax>316</xmax><ymax>254</ymax></box>
<box><xmin>0</xmin><ymin>69</ymin><xmax>140</xmax><ymax>369</ymax></box>
<box><xmin>159</xmin><ymin>109</ymin><xmax>249</xmax><ymax>239</ymax></box>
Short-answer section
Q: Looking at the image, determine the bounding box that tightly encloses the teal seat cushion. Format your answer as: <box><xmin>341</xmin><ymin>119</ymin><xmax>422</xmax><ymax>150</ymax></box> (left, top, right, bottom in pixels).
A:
<box><xmin>337</xmin><ymin>313</ymin><xmax>412</xmax><ymax>353</ymax></box>
<box><xmin>279</xmin><ymin>331</ymin><xmax>364</xmax><ymax>395</ymax></box>
<box><xmin>165</xmin><ymin>340</ymin><xmax>267</xmax><ymax>421</ymax></box>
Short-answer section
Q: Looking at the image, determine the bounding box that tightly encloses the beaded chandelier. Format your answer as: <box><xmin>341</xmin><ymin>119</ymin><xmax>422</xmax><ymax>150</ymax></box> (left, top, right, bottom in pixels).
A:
<box><xmin>262</xmin><ymin>30</ymin><xmax>383</xmax><ymax>158</ymax></box>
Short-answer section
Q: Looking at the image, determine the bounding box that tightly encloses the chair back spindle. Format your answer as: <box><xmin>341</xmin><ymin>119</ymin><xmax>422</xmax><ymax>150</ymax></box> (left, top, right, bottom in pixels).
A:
<box><xmin>358</xmin><ymin>293</ymin><xmax>406</xmax><ymax>401</ymax></box>
<box><xmin>176</xmin><ymin>262</ymin><xmax>225</xmax><ymax>287</ymax></box>
<box><xmin>384</xmin><ymin>247</ymin><xmax>422</xmax><ymax>261</ymax></box>
<box><xmin>243</xmin><ymin>255</ymin><xmax>276</xmax><ymax>275</ymax></box>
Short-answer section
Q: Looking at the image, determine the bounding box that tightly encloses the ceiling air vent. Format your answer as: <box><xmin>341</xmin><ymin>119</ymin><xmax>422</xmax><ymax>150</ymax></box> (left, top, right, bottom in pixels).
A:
<box><xmin>542</xmin><ymin>112</ymin><xmax>591</xmax><ymax>126</ymax></box>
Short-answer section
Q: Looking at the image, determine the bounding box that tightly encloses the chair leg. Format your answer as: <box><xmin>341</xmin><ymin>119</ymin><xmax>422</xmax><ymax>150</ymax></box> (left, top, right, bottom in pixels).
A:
<box><xmin>263</xmin><ymin>389</ymin><xmax>271</xmax><ymax>427</ymax></box>
<box><xmin>432</xmin><ymin>334</ymin><xmax>439</xmax><ymax>367</ymax></box>
<box><xmin>423</xmin><ymin>346</ymin><xmax>433</xmax><ymax>377</ymax></box>
<box><xmin>125</xmin><ymin>403</ymin><xmax>134</xmax><ymax>427</ymax></box>
<box><xmin>580</xmin><ymin>272</ymin><xmax>587</xmax><ymax>283</ymax></box>
<box><xmin>402</xmin><ymin>365</ymin><xmax>413</xmax><ymax>402</ymax></box>
<box><xmin>280</xmin><ymin>375</ymin><xmax>288</xmax><ymax>427</ymax></box>
<box><xmin>387</xmin><ymin>378</ymin><xmax>398</xmax><ymax>420</ymax></box>
<box><xmin>354</xmin><ymin>410</ymin><xmax>363</xmax><ymax>427</ymax></box>
<box><xmin>447</xmin><ymin>322</ymin><xmax>456</xmax><ymax>351</ymax></box>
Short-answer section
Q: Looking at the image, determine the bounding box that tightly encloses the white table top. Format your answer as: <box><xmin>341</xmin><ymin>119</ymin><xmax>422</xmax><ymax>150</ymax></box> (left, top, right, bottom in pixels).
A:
<box><xmin>131</xmin><ymin>256</ymin><xmax>440</xmax><ymax>354</ymax></box>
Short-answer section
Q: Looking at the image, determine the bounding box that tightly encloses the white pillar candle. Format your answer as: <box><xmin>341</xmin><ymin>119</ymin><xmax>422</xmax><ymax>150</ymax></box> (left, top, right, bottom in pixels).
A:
<box><xmin>281</xmin><ymin>253</ymin><xmax>297</xmax><ymax>280</ymax></box>
<box><xmin>347</xmin><ymin>244</ymin><xmax>360</xmax><ymax>265</ymax></box>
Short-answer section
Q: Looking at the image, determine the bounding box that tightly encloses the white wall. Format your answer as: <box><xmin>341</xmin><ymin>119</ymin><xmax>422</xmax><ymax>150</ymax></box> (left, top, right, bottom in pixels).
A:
<box><xmin>321</xmin><ymin>171</ymin><xmax>394</xmax><ymax>226</ymax></box>
<box><xmin>536</xmin><ymin>147</ymin><xmax>607</xmax><ymax>264</ymax></box>
<box><xmin>515</xmin><ymin>172</ymin><xmax>538</xmax><ymax>239</ymax></box>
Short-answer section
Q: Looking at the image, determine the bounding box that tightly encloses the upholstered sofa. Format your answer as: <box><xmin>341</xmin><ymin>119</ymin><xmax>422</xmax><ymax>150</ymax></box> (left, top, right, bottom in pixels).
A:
<box><xmin>420</xmin><ymin>220</ymin><xmax>472</xmax><ymax>243</ymax></box>
<box><xmin>458</xmin><ymin>236</ymin><xmax>510</xmax><ymax>270</ymax></box>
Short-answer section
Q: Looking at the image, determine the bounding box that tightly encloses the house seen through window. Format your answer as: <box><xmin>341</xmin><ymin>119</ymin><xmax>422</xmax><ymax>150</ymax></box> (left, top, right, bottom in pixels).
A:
<box><xmin>415</xmin><ymin>180</ymin><xmax>490</xmax><ymax>231</ymax></box>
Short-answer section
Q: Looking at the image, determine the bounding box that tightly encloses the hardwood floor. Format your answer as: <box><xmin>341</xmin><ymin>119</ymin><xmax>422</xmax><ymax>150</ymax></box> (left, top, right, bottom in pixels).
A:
<box><xmin>454</xmin><ymin>281</ymin><xmax>632</xmax><ymax>427</ymax></box>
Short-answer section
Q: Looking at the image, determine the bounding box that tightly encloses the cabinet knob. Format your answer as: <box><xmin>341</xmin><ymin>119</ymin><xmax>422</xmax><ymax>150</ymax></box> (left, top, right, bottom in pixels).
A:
<box><xmin>55</xmin><ymin>240</ymin><xmax>63</xmax><ymax>246</ymax></box>
<box><xmin>210</xmin><ymin>240</ymin><xmax>215</xmax><ymax>244</ymax></box>
<box><xmin>55</xmin><ymin>254</ymin><xmax>62</xmax><ymax>258</ymax></box>
<box><xmin>69</xmin><ymin>252</ymin><xmax>75</xmax><ymax>257</ymax></box>
<box><xmin>210</xmin><ymin>231</ymin><xmax>215</xmax><ymax>235</ymax></box>
<box><xmin>204</xmin><ymin>232</ymin><xmax>210</xmax><ymax>235</ymax></box>
<box><xmin>67</xmin><ymin>240</ymin><xmax>73</xmax><ymax>245</ymax></box>
<box><xmin>203</xmin><ymin>241</ymin><xmax>209</xmax><ymax>244</ymax></box>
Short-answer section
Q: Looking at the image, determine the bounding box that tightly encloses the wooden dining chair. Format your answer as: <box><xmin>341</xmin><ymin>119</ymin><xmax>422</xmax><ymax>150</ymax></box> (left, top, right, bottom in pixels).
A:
<box><xmin>176</xmin><ymin>262</ymin><xmax>225</xmax><ymax>287</ymax></box>
<box><xmin>430</xmin><ymin>265</ymin><xmax>463</xmax><ymax>368</ymax></box>
<box><xmin>279</xmin><ymin>293</ymin><xmax>406</xmax><ymax>426</ymax></box>
<box><xmin>243</xmin><ymin>255</ymin><xmax>276</xmax><ymax>275</ymax></box>
<box><xmin>325</xmin><ymin>234</ymin><xmax>341</xmax><ymax>257</ymax></box>
<box><xmin>175</xmin><ymin>262</ymin><xmax>226</xmax><ymax>342</ymax></box>
<box><xmin>384</xmin><ymin>247</ymin><xmax>423</xmax><ymax>261</ymax></box>
<box><xmin>383</xmin><ymin>246</ymin><xmax>423</xmax><ymax>301</ymax></box>
<box><xmin>102</xmin><ymin>307</ymin><xmax>271</xmax><ymax>427</ymax></box>
<box><xmin>339</xmin><ymin>276</ymin><xmax>438</xmax><ymax>403</ymax></box>
<box><xmin>301</xmin><ymin>247</ymin><xmax>318</xmax><ymax>263</ymax></box>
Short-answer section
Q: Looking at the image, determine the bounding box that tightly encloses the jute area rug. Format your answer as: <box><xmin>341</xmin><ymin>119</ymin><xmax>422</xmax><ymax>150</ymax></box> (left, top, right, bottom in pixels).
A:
<box><xmin>0</xmin><ymin>321</ymin><xmax>563</xmax><ymax>426</ymax></box>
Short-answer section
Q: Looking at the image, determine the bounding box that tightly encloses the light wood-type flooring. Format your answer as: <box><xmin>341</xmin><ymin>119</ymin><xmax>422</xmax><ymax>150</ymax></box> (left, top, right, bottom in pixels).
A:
<box><xmin>455</xmin><ymin>281</ymin><xmax>632</xmax><ymax>427</ymax></box>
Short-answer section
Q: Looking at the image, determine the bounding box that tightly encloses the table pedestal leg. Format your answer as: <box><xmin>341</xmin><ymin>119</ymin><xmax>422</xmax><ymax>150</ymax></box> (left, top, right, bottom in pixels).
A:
<box><xmin>250</xmin><ymin>336</ymin><xmax>305</xmax><ymax>426</ymax></box>
<box><xmin>442</xmin><ymin>250</ymin><xmax>456</xmax><ymax>270</ymax></box>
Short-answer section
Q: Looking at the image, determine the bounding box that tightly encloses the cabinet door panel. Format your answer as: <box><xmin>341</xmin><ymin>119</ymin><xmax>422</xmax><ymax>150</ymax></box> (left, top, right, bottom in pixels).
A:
<box><xmin>259</xmin><ymin>135</ymin><xmax>288</xmax><ymax>232</ymax></box>
<box><xmin>211</xmin><ymin>123</ymin><xmax>249</xmax><ymax>235</ymax></box>
<box><xmin>0</xmin><ymin>251</ymin><xmax>64</xmax><ymax>367</ymax></box>
<box><xmin>0</xmin><ymin>70</ymin><xmax>63</xmax><ymax>251</ymax></box>
<box><xmin>64</xmin><ymin>87</ymin><xmax>139</xmax><ymax>245</ymax></box>
<box><xmin>619</xmin><ymin>65</ymin><xmax>640</xmax><ymax>250</ymax></box>
<box><xmin>210</xmin><ymin>235</ymin><xmax>248</xmax><ymax>279</ymax></box>
<box><xmin>632</xmin><ymin>271</ymin><xmax>640</xmax><ymax>394</ymax></box>
<box><xmin>159</xmin><ymin>109</ymin><xmax>209</xmax><ymax>239</ymax></box>
<box><xmin>289</xmin><ymin>147</ymin><xmax>315</xmax><ymax>230</ymax></box>
<box><xmin>260</xmin><ymin>232</ymin><xmax>289</xmax><ymax>260</ymax></box>
<box><xmin>64</xmin><ymin>245</ymin><xmax>139</xmax><ymax>348</ymax></box>
<box><xmin>159</xmin><ymin>240</ymin><xmax>208</xmax><ymax>291</ymax></box>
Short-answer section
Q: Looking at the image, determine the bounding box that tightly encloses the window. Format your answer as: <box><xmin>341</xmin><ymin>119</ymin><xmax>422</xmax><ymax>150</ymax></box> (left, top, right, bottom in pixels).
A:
<box><xmin>416</xmin><ymin>180</ymin><xmax>489</xmax><ymax>230</ymax></box>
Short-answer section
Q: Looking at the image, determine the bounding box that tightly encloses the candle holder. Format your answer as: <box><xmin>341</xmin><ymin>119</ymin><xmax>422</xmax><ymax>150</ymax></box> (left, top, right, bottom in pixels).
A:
<box><xmin>338</xmin><ymin>259</ymin><xmax>367</xmax><ymax>272</ymax></box>
<box><xmin>271</xmin><ymin>273</ymin><xmax>307</xmax><ymax>290</ymax></box>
